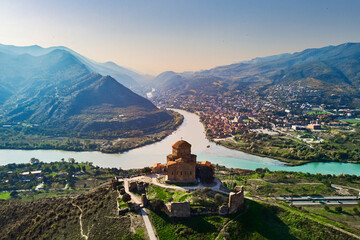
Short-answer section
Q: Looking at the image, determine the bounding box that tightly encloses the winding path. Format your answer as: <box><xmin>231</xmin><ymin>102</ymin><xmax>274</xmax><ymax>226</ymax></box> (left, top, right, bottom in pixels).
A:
<box><xmin>72</xmin><ymin>203</ymin><xmax>89</xmax><ymax>240</ymax></box>
<box><xmin>124</xmin><ymin>179</ymin><xmax>157</xmax><ymax>240</ymax></box>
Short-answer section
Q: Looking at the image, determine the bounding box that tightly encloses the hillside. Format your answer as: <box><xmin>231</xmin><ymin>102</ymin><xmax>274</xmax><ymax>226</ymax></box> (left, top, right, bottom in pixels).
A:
<box><xmin>0</xmin><ymin>183</ymin><xmax>147</xmax><ymax>240</ymax></box>
<box><xmin>0</xmin><ymin>43</ymin><xmax>145</xmax><ymax>88</ymax></box>
<box><xmin>0</xmin><ymin>48</ymin><xmax>178</xmax><ymax>139</ymax></box>
<box><xmin>151</xmin><ymin>42</ymin><xmax>360</xmax><ymax>107</ymax></box>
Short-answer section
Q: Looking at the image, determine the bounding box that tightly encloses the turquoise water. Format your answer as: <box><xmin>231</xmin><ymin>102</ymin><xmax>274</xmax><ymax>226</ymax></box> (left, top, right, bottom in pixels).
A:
<box><xmin>0</xmin><ymin>109</ymin><xmax>359</xmax><ymax>175</ymax></box>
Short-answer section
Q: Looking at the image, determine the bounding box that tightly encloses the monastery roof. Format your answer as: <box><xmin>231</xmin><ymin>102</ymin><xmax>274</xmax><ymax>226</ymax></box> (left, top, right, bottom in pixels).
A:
<box><xmin>172</xmin><ymin>140</ymin><xmax>191</xmax><ymax>149</ymax></box>
<box><xmin>201</xmin><ymin>161</ymin><xmax>212</xmax><ymax>166</ymax></box>
<box><xmin>167</xmin><ymin>161</ymin><xmax>178</xmax><ymax>166</ymax></box>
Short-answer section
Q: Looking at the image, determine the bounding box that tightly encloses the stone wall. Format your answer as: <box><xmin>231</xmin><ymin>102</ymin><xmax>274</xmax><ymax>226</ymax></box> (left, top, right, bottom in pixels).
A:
<box><xmin>166</xmin><ymin>202</ymin><xmax>191</xmax><ymax>217</ymax></box>
<box><xmin>228</xmin><ymin>186</ymin><xmax>244</xmax><ymax>214</ymax></box>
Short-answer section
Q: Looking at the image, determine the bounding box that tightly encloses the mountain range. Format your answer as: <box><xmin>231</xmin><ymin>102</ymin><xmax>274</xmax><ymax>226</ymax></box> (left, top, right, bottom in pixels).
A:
<box><xmin>0</xmin><ymin>43</ymin><xmax>144</xmax><ymax>88</ymax></box>
<box><xmin>0</xmin><ymin>45</ymin><xmax>174</xmax><ymax>138</ymax></box>
<box><xmin>150</xmin><ymin>42</ymin><xmax>360</xmax><ymax>106</ymax></box>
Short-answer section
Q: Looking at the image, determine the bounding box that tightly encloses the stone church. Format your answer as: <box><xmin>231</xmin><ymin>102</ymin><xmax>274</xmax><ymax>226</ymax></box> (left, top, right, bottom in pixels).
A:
<box><xmin>153</xmin><ymin>140</ymin><xmax>214</xmax><ymax>184</ymax></box>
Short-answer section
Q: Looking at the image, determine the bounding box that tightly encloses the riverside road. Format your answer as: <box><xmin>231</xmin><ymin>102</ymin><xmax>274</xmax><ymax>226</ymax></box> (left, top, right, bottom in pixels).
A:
<box><xmin>276</xmin><ymin>196</ymin><xmax>360</xmax><ymax>205</ymax></box>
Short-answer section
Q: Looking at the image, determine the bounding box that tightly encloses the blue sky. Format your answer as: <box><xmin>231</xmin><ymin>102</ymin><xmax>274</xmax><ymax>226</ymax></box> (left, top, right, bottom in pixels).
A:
<box><xmin>1</xmin><ymin>0</ymin><xmax>359</xmax><ymax>74</ymax></box>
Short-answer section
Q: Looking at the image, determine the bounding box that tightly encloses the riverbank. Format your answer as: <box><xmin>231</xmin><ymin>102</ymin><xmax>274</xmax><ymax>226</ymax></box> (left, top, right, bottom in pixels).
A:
<box><xmin>195</xmin><ymin>111</ymin><xmax>359</xmax><ymax>167</ymax></box>
<box><xmin>216</xmin><ymin>139</ymin><xmax>311</xmax><ymax>166</ymax></box>
<box><xmin>0</xmin><ymin>110</ymin><xmax>183</xmax><ymax>154</ymax></box>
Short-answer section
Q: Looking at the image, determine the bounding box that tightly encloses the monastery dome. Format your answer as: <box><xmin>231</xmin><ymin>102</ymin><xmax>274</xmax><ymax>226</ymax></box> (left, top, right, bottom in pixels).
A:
<box><xmin>172</xmin><ymin>140</ymin><xmax>191</xmax><ymax>149</ymax></box>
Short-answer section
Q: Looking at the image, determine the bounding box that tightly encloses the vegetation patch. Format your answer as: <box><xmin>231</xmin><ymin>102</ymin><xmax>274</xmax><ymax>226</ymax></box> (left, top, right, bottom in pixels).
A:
<box><xmin>149</xmin><ymin>199</ymin><xmax>356</xmax><ymax>240</ymax></box>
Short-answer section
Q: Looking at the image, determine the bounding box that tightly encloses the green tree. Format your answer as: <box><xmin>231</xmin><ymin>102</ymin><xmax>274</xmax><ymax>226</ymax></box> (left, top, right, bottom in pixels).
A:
<box><xmin>122</xmin><ymin>193</ymin><xmax>131</xmax><ymax>202</ymax></box>
<box><xmin>30</xmin><ymin>158</ymin><xmax>40</xmax><ymax>165</ymax></box>
<box><xmin>335</xmin><ymin>206</ymin><xmax>342</xmax><ymax>212</ymax></box>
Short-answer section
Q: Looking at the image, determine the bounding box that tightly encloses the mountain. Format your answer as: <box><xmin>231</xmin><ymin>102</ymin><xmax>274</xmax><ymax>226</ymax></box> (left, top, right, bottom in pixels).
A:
<box><xmin>0</xmin><ymin>43</ymin><xmax>145</xmax><ymax>88</ymax></box>
<box><xmin>151</xmin><ymin>42</ymin><xmax>360</xmax><ymax>106</ymax></box>
<box><xmin>0</xmin><ymin>48</ymin><xmax>175</xmax><ymax>138</ymax></box>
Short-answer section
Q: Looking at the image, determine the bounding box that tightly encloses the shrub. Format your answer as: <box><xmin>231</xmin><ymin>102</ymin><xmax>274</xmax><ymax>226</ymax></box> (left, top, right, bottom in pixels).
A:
<box><xmin>335</xmin><ymin>206</ymin><xmax>342</xmax><ymax>212</ymax></box>
<box><xmin>122</xmin><ymin>193</ymin><xmax>131</xmax><ymax>202</ymax></box>
<box><xmin>354</xmin><ymin>207</ymin><xmax>359</xmax><ymax>215</ymax></box>
<box><xmin>323</xmin><ymin>205</ymin><xmax>329</xmax><ymax>211</ymax></box>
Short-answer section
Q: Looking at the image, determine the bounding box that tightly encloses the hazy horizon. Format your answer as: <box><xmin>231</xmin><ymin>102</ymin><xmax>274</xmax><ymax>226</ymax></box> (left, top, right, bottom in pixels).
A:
<box><xmin>1</xmin><ymin>0</ymin><xmax>360</xmax><ymax>75</ymax></box>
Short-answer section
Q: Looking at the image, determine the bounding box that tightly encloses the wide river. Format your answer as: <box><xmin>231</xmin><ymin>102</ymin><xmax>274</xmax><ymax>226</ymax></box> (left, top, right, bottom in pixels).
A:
<box><xmin>0</xmin><ymin>109</ymin><xmax>359</xmax><ymax>175</ymax></box>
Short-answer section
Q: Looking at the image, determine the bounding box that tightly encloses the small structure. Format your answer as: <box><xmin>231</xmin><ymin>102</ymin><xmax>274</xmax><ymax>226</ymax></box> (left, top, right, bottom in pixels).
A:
<box><xmin>129</xmin><ymin>181</ymin><xmax>137</xmax><ymax>192</ymax></box>
<box><xmin>166</xmin><ymin>202</ymin><xmax>191</xmax><ymax>217</ymax></box>
<box><xmin>228</xmin><ymin>186</ymin><xmax>244</xmax><ymax>214</ymax></box>
<box><xmin>141</xmin><ymin>194</ymin><xmax>149</xmax><ymax>207</ymax></box>
<box><xmin>307</xmin><ymin>124</ymin><xmax>321</xmax><ymax>130</ymax></box>
<box><xmin>20</xmin><ymin>170</ymin><xmax>42</xmax><ymax>181</ymax></box>
<box><xmin>111</xmin><ymin>177</ymin><xmax>122</xmax><ymax>190</ymax></box>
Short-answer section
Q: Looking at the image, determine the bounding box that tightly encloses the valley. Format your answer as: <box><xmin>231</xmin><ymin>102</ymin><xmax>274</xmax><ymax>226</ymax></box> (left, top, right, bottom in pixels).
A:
<box><xmin>150</xmin><ymin>43</ymin><xmax>360</xmax><ymax>166</ymax></box>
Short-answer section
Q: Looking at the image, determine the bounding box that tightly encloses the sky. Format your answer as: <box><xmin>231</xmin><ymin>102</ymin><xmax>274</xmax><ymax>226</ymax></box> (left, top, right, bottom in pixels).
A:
<box><xmin>1</xmin><ymin>0</ymin><xmax>360</xmax><ymax>75</ymax></box>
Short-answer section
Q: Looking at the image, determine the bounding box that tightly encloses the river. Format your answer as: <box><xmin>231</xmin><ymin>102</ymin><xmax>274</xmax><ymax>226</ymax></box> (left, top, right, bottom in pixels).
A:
<box><xmin>0</xmin><ymin>109</ymin><xmax>359</xmax><ymax>175</ymax></box>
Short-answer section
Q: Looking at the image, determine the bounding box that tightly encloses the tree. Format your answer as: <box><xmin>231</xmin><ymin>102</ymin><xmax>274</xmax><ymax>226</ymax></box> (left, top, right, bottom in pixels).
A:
<box><xmin>122</xmin><ymin>193</ymin><xmax>131</xmax><ymax>202</ymax></box>
<box><xmin>141</xmin><ymin>167</ymin><xmax>152</xmax><ymax>174</ymax></box>
<box><xmin>197</xmin><ymin>166</ymin><xmax>214</xmax><ymax>184</ymax></box>
<box><xmin>353</xmin><ymin>207</ymin><xmax>359</xmax><ymax>215</ymax></box>
<box><xmin>30</xmin><ymin>158</ymin><xmax>40</xmax><ymax>165</ymax></box>
<box><xmin>335</xmin><ymin>206</ymin><xmax>342</xmax><ymax>212</ymax></box>
<box><xmin>10</xmin><ymin>191</ymin><xmax>18</xmax><ymax>199</ymax></box>
<box><xmin>68</xmin><ymin>158</ymin><xmax>75</xmax><ymax>164</ymax></box>
<box><xmin>214</xmin><ymin>193</ymin><xmax>225</xmax><ymax>205</ymax></box>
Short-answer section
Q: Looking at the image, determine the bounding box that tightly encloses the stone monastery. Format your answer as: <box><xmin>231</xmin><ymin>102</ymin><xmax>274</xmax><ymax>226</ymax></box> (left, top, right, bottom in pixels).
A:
<box><xmin>153</xmin><ymin>140</ymin><xmax>214</xmax><ymax>183</ymax></box>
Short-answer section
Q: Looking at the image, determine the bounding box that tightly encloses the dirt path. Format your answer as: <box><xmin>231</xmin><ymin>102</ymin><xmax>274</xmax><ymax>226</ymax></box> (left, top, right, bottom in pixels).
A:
<box><xmin>72</xmin><ymin>203</ymin><xmax>89</xmax><ymax>240</ymax></box>
<box><xmin>124</xmin><ymin>179</ymin><xmax>158</xmax><ymax>240</ymax></box>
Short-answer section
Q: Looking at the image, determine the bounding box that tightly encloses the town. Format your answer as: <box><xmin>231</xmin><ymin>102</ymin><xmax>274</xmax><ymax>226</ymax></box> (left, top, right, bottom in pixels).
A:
<box><xmin>152</xmin><ymin>86</ymin><xmax>360</xmax><ymax>165</ymax></box>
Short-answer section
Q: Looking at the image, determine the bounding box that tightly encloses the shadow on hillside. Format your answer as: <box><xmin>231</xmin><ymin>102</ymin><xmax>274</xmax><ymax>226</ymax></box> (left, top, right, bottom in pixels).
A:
<box><xmin>229</xmin><ymin>199</ymin><xmax>298</xmax><ymax>240</ymax></box>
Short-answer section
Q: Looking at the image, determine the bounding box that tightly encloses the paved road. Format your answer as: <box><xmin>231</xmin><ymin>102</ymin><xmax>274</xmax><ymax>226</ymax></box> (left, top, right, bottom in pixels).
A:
<box><xmin>276</xmin><ymin>195</ymin><xmax>360</xmax><ymax>205</ymax></box>
<box><xmin>124</xmin><ymin>179</ymin><xmax>157</xmax><ymax>240</ymax></box>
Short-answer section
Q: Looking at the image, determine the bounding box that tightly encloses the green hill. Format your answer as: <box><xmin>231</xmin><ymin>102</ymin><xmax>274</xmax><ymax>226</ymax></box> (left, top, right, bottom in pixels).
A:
<box><xmin>0</xmin><ymin>48</ymin><xmax>177</xmax><ymax>139</ymax></box>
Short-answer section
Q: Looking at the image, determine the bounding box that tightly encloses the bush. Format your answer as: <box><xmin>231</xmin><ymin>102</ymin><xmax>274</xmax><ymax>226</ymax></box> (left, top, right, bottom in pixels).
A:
<box><xmin>122</xmin><ymin>193</ymin><xmax>131</xmax><ymax>202</ymax></box>
<box><xmin>335</xmin><ymin>206</ymin><xmax>342</xmax><ymax>212</ymax></box>
<box><xmin>354</xmin><ymin>207</ymin><xmax>359</xmax><ymax>215</ymax></box>
<box><xmin>214</xmin><ymin>193</ymin><xmax>225</xmax><ymax>205</ymax></box>
<box><xmin>323</xmin><ymin>205</ymin><xmax>329</xmax><ymax>211</ymax></box>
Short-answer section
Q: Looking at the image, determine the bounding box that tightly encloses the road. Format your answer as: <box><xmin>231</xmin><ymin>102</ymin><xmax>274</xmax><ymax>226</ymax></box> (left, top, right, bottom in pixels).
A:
<box><xmin>124</xmin><ymin>179</ymin><xmax>157</xmax><ymax>240</ymax></box>
<box><xmin>276</xmin><ymin>195</ymin><xmax>360</xmax><ymax>205</ymax></box>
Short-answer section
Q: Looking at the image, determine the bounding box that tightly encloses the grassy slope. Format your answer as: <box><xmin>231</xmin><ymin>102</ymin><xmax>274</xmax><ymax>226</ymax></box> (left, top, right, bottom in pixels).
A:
<box><xmin>149</xmin><ymin>199</ymin><xmax>357</xmax><ymax>240</ymax></box>
<box><xmin>303</xmin><ymin>205</ymin><xmax>360</xmax><ymax>236</ymax></box>
<box><xmin>0</xmin><ymin>183</ymin><xmax>146</xmax><ymax>240</ymax></box>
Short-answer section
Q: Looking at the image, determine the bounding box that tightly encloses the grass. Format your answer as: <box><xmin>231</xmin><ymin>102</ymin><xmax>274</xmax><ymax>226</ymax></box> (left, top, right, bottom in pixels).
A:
<box><xmin>306</xmin><ymin>111</ymin><xmax>329</xmax><ymax>115</ymax></box>
<box><xmin>146</xmin><ymin>184</ymin><xmax>191</xmax><ymax>202</ymax></box>
<box><xmin>118</xmin><ymin>198</ymin><xmax>128</xmax><ymax>210</ymax></box>
<box><xmin>0</xmin><ymin>192</ymin><xmax>11</xmax><ymax>200</ymax></box>
<box><xmin>302</xmin><ymin>205</ymin><xmax>360</xmax><ymax>235</ymax></box>
<box><xmin>16</xmin><ymin>189</ymin><xmax>82</xmax><ymax>202</ymax></box>
<box><xmin>0</xmin><ymin>183</ymin><xmax>146</xmax><ymax>240</ymax></box>
<box><xmin>148</xmin><ymin>199</ymin><xmax>356</xmax><ymax>240</ymax></box>
<box><xmin>340</xmin><ymin>119</ymin><xmax>360</xmax><ymax>124</ymax></box>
